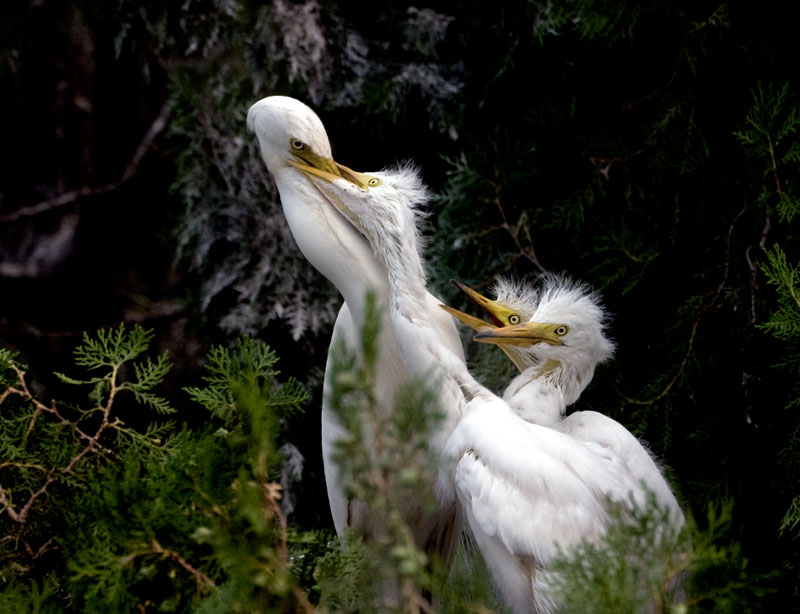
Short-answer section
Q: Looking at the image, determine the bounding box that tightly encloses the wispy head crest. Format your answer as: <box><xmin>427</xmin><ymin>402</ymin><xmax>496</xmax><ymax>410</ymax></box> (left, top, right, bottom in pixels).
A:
<box><xmin>490</xmin><ymin>273</ymin><xmax>615</xmax><ymax>368</ymax></box>
<box><xmin>491</xmin><ymin>277</ymin><xmax>540</xmax><ymax>320</ymax></box>
<box><xmin>376</xmin><ymin>161</ymin><xmax>430</xmax><ymax>213</ymax></box>
<box><xmin>532</xmin><ymin>272</ymin><xmax>615</xmax><ymax>363</ymax></box>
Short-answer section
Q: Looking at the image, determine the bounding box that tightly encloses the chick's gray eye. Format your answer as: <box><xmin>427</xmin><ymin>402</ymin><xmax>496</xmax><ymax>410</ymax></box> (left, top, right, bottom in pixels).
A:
<box><xmin>508</xmin><ymin>314</ymin><xmax>520</xmax><ymax>325</ymax></box>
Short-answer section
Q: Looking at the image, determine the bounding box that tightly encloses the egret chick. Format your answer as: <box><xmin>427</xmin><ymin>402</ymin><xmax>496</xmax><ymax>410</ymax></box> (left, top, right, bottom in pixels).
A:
<box><xmin>444</xmin><ymin>276</ymin><xmax>684</xmax><ymax>528</ymax></box>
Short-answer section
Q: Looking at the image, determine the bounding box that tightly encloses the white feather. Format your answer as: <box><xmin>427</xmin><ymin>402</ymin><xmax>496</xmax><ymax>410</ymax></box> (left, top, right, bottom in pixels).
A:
<box><xmin>486</xmin><ymin>276</ymin><xmax>684</xmax><ymax>529</ymax></box>
<box><xmin>247</xmin><ymin>97</ymin><xmax>465</xmax><ymax>571</ymax></box>
<box><xmin>309</xmin><ymin>161</ymin><xmax>683</xmax><ymax>613</ymax></box>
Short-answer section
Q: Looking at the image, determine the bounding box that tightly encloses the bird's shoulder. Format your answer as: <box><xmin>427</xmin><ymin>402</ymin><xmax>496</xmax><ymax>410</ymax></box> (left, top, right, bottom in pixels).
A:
<box><xmin>559</xmin><ymin>411</ymin><xmax>658</xmax><ymax>465</ymax></box>
<box><xmin>560</xmin><ymin>410</ymin><xmax>636</xmax><ymax>443</ymax></box>
<box><xmin>423</xmin><ymin>290</ymin><xmax>466</xmax><ymax>359</ymax></box>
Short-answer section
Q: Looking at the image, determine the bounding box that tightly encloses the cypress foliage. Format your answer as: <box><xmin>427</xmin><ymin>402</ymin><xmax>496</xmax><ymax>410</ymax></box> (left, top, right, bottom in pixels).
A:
<box><xmin>2</xmin><ymin>0</ymin><xmax>800</xmax><ymax>610</ymax></box>
<box><xmin>1</xmin><ymin>326</ymin><xmax>320</xmax><ymax>612</ymax></box>
<box><xmin>1</xmin><ymin>316</ymin><xmax>781</xmax><ymax>612</ymax></box>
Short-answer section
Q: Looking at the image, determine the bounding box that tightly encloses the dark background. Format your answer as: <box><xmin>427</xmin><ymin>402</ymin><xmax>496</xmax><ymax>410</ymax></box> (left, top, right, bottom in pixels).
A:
<box><xmin>2</xmin><ymin>0</ymin><xmax>799</xmax><ymax>609</ymax></box>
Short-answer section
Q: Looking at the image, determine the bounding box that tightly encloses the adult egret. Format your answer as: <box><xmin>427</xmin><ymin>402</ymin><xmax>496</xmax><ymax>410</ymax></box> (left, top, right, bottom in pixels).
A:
<box><xmin>442</xmin><ymin>277</ymin><xmax>684</xmax><ymax>525</ymax></box>
<box><xmin>246</xmin><ymin>96</ymin><xmax>464</xmax><ymax>561</ymax></box>
<box><xmin>291</xmin><ymin>161</ymin><xmax>683</xmax><ymax>613</ymax></box>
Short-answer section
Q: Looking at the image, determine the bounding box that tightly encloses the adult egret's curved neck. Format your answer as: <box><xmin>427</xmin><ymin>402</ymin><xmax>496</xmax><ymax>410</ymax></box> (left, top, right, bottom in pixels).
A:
<box><xmin>276</xmin><ymin>169</ymin><xmax>390</xmax><ymax>321</ymax></box>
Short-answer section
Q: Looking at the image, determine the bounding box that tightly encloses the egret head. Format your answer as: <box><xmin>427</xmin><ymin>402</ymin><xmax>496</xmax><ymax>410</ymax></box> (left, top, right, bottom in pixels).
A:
<box><xmin>439</xmin><ymin>278</ymin><xmax>538</xmax><ymax>372</ymax></box>
<box><xmin>247</xmin><ymin>96</ymin><xmax>339</xmax><ymax>175</ymax></box>
<box><xmin>248</xmin><ymin>95</ymin><xmax>381</xmax><ymax>189</ymax></box>
<box><xmin>284</xmin><ymin>159</ymin><xmax>430</xmax><ymax>261</ymax></box>
<box><xmin>474</xmin><ymin>274</ymin><xmax>615</xmax><ymax>384</ymax></box>
<box><xmin>247</xmin><ymin>96</ymin><xmax>396</xmax><ymax>297</ymax></box>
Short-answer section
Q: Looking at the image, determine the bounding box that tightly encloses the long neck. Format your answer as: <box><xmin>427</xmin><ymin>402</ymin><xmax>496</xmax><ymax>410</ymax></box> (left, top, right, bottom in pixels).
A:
<box><xmin>379</xmin><ymin>226</ymin><xmax>429</xmax><ymax>320</ymax></box>
<box><xmin>373</xmin><ymin>218</ymin><xmax>486</xmax><ymax>402</ymax></box>
<box><xmin>503</xmin><ymin>357</ymin><xmax>594</xmax><ymax>424</ymax></box>
<box><xmin>276</xmin><ymin>169</ymin><xmax>390</xmax><ymax>321</ymax></box>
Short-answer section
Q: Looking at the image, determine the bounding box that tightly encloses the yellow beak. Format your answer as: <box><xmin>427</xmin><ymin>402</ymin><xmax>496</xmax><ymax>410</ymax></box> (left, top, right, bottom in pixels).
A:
<box><xmin>439</xmin><ymin>280</ymin><xmax>535</xmax><ymax>373</ymax></box>
<box><xmin>451</xmin><ymin>280</ymin><xmax>505</xmax><ymax>327</ymax></box>
<box><xmin>474</xmin><ymin>322</ymin><xmax>564</xmax><ymax>348</ymax></box>
<box><xmin>439</xmin><ymin>280</ymin><xmax>523</xmax><ymax>331</ymax></box>
<box><xmin>287</xmin><ymin>158</ymin><xmax>373</xmax><ymax>190</ymax></box>
<box><xmin>438</xmin><ymin>303</ymin><xmax>498</xmax><ymax>333</ymax></box>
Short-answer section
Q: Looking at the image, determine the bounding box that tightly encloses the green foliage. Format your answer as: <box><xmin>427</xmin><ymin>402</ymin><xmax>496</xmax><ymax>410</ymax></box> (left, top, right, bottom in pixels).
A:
<box><xmin>314</xmin><ymin>532</ymin><xmax>378</xmax><ymax>613</ymax></box>
<box><xmin>780</xmin><ymin>496</ymin><xmax>800</xmax><ymax>537</ymax></box>
<box><xmin>1</xmin><ymin>324</ymin><xmax>176</xmax><ymax>592</ymax></box>
<box><xmin>53</xmin><ymin>325</ymin><xmax>175</xmax><ymax>415</ymax></box>
<box><xmin>0</xmin><ymin>349</ymin><xmax>20</xmax><ymax>388</ymax></box>
<box><xmin>549</xmin><ymin>496</ymin><xmax>774</xmax><ymax>613</ymax></box>
<box><xmin>322</xmin><ymin>292</ymin><xmax>441</xmax><ymax>608</ymax></box>
<box><xmin>760</xmin><ymin>244</ymin><xmax>800</xmax><ymax>348</ymax></box>
<box><xmin>185</xmin><ymin>337</ymin><xmax>314</xmax><ymax>614</ymax></box>
<box><xmin>584</xmin><ymin>221</ymin><xmax>660</xmax><ymax>295</ymax></box>
<box><xmin>185</xmin><ymin>336</ymin><xmax>307</xmax><ymax>423</ymax></box>
<box><xmin>746</xmin><ymin>88</ymin><xmax>800</xmax><ymax>543</ymax></box>
<box><xmin>734</xmin><ymin>83</ymin><xmax>800</xmax><ymax>223</ymax></box>
<box><xmin>759</xmin><ymin>244</ymin><xmax>800</xmax><ymax>538</ymax></box>
<box><xmin>527</xmin><ymin>0</ymin><xmax>641</xmax><ymax>44</ymax></box>
<box><xmin>1</xmin><ymin>317</ymin><xmax>505</xmax><ymax>613</ymax></box>
<box><xmin>0</xmin><ymin>325</ymin><xmax>321</xmax><ymax>613</ymax></box>
<box><xmin>0</xmin><ymin>577</ymin><xmax>61</xmax><ymax>614</ymax></box>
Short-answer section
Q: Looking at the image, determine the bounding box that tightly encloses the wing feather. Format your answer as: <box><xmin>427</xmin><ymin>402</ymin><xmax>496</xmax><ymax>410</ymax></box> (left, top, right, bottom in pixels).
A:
<box><xmin>448</xmin><ymin>406</ymin><xmax>641</xmax><ymax>564</ymax></box>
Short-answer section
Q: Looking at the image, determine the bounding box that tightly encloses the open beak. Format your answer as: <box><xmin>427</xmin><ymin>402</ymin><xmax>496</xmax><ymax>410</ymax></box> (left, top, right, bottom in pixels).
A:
<box><xmin>439</xmin><ymin>280</ymin><xmax>535</xmax><ymax>373</ymax></box>
<box><xmin>451</xmin><ymin>280</ymin><xmax>506</xmax><ymax>327</ymax></box>
<box><xmin>287</xmin><ymin>158</ymin><xmax>372</xmax><ymax>190</ymax></box>
<box><xmin>439</xmin><ymin>280</ymin><xmax>519</xmax><ymax>332</ymax></box>
<box><xmin>438</xmin><ymin>303</ymin><xmax>498</xmax><ymax>333</ymax></box>
<box><xmin>474</xmin><ymin>322</ymin><xmax>564</xmax><ymax>348</ymax></box>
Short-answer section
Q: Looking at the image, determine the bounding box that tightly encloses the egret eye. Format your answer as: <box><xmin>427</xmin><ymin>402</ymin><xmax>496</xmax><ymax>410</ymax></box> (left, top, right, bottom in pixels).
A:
<box><xmin>508</xmin><ymin>314</ymin><xmax>521</xmax><ymax>325</ymax></box>
<box><xmin>290</xmin><ymin>138</ymin><xmax>306</xmax><ymax>151</ymax></box>
<box><xmin>554</xmin><ymin>325</ymin><xmax>568</xmax><ymax>336</ymax></box>
<box><xmin>367</xmin><ymin>177</ymin><xmax>382</xmax><ymax>187</ymax></box>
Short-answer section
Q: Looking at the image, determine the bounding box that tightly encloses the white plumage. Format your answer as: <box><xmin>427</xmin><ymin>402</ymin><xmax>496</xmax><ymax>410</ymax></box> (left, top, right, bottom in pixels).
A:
<box><xmin>448</xmin><ymin>275</ymin><xmax>685</xmax><ymax>533</ymax></box>
<box><xmin>296</xmin><ymin>162</ymin><xmax>684</xmax><ymax>613</ymax></box>
<box><xmin>246</xmin><ymin>97</ymin><xmax>465</xmax><ymax>566</ymax></box>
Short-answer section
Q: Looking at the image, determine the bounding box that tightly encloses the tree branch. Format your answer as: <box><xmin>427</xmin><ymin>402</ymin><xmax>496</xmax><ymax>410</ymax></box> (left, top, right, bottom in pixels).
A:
<box><xmin>151</xmin><ymin>539</ymin><xmax>216</xmax><ymax>593</ymax></box>
<box><xmin>0</xmin><ymin>361</ymin><xmax>119</xmax><ymax>526</ymax></box>
<box><xmin>624</xmin><ymin>206</ymin><xmax>748</xmax><ymax>406</ymax></box>
<box><xmin>0</xmin><ymin>100</ymin><xmax>171</xmax><ymax>224</ymax></box>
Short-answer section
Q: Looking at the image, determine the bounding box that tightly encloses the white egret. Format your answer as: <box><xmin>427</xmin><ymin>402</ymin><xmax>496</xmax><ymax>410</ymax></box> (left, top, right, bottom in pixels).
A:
<box><xmin>291</xmin><ymin>160</ymin><xmax>684</xmax><ymax>614</ymax></box>
<box><xmin>442</xmin><ymin>277</ymin><xmax>685</xmax><ymax>527</ymax></box>
<box><xmin>246</xmin><ymin>96</ymin><xmax>465</xmax><ymax>561</ymax></box>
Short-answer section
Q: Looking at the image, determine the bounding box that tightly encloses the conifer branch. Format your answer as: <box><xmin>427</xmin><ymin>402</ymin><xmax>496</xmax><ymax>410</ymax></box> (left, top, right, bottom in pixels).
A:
<box><xmin>0</xmin><ymin>365</ymin><xmax>119</xmax><ymax>525</ymax></box>
<box><xmin>2</xmin><ymin>361</ymin><xmax>109</xmax><ymax>449</ymax></box>
<box><xmin>60</xmin><ymin>365</ymin><xmax>119</xmax><ymax>476</ymax></box>
<box><xmin>0</xmin><ymin>100</ymin><xmax>171</xmax><ymax>224</ymax></box>
<box><xmin>491</xmin><ymin>182</ymin><xmax>547</xmax><ymax>274</ymax></box>
<box><xmin>0</xmin><ymin>486</ymin><xmax>20</xmax><ymax>523</ymax></box>
<box><xmin>0</xmin><ymin>324</ymin><xmax>168</xmax><ymax>559</ymax></box>
<box><xmin>623</xmin><ymin>207</ymin><xmax>747</xmax><ymax>405</ymax></box>
<box><xmin>22</xmin><ymin>536</ymin><xmax>56</xmax><ymax>560</ymax></box>
<box><xmin>151</xmin><ymin>539</ymin><xmax>216</xmax><ymax>592</ymax></box>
